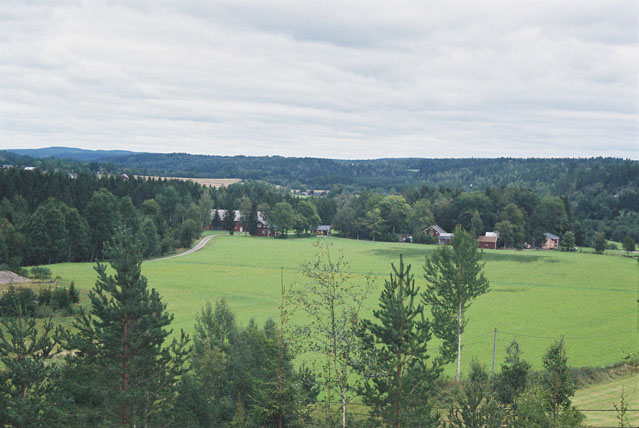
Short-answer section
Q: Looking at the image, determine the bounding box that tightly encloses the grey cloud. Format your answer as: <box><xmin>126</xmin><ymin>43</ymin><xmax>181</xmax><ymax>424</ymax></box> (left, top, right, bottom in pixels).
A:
<box><xmin>0</xmin><ymin>0</ymin><xmax>637</xmax><ymax>159</ymax></box>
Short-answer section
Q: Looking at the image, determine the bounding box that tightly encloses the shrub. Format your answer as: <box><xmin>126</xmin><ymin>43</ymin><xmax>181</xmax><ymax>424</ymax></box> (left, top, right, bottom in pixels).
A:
<box><xmin>29</xmin><ymin>266</ymin><xmax>52</xmax><ymax>280</ymax></box>
<box><xmin>51</xmin><ymin>287</ymin><xmax>71</xmax><ymax>310</ymax></box>
<box><xmin>68</xmin><ymin>282</ymin><xmax>80</xmax><ymax>304</ymax></box>
<box><xmin>35</xmin><ymin>305</ymin><xmax>55</xmax><ymax>318</ymax></box>
<box><xmin>0</xmin><ymin>286</ymin><xmax>37</xmax><ymax>317</ymax></box>
<box><xmin>37</xmin><ymin>286</ymin><xmax>53</xmax><ymax>305</ymax></box>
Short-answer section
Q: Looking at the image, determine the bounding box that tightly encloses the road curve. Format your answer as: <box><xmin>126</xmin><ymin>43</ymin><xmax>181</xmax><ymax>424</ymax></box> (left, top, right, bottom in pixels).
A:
<box><xmin>148</xmin><ymin>234</ymin><xmax>217</xmax><ymax>262</ymax></box>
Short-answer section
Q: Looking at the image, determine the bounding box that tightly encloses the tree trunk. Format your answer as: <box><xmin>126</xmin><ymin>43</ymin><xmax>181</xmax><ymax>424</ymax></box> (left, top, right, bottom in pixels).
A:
<box><xmin>122</xmin><ymin>315</ymin><xmax>129</xmax><ymax>427</ymax></box>
<box><xmin>341</xmin><ymin>389</ymin><xmax>346</xmax><ymax>428</ymax></box>
<box><xmin>456</xmin><ymin>302</ymin><xmax>462</xmax><ymax>382</ymax></box>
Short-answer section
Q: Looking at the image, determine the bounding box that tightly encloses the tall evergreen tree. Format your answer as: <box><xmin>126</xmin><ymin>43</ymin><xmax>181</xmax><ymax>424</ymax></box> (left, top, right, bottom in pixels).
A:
<box><xmin>0</xmin><ymin>310</ymin><xmax>65</xmax><ymax>428</ymax></box>
<box><xmin>423</xmin><ymin>225</ymin><xmax>490</xmax><ymax>381</ymax></box>
<box><xmin>25</xmin><ymin>198</ymin><xmax>69</xmax><ymax>265</ymax></box>
<box><xmin>491</xmin><ymin>340</ymin><xmax>530</xmax><ymax>423</ymax></box>
<box><xmin>541</xmin><ymin>339</ymin><xmax>581</xmax><ymax>427</ymax></box>
<box><xmin>63</xmin><ymin>233</ymin><xmax>189</xmax><ymax>427</ymax></box>
<box><xmin>445</xmin><ymin>361</ymin><xmax>504</xmax><ymax>428</ymax></box>
<box><xmin>85</xmin><ymin>188</ymin><xmax>121</xmax><ymax>260</ymax></box>
<box><xmin>222</xmin><ymin>208</ymin><xmax>236</xmax><ymax>234</ymax></box>
<box><xmin>357</xmin><ymin>255</ymin><xmax>441</xmax><ymax>428</ymax></box>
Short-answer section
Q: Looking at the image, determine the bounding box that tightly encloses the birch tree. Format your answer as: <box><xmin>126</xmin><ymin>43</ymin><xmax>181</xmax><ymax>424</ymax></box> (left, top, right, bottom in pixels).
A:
<box><xmin>294</xmin><ymin>240</ymin><xmax>372</xmax><ymax>428</ymax></box>
<box><xmin>423</xmin><ymin>225</ymin><xmax>489</xmax><ymax>382</ymax></box>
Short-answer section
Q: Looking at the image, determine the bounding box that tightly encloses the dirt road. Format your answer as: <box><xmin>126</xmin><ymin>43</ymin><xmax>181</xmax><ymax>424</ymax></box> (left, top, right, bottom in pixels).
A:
<box><xmin>149</xmin><ymin>234</ymin><xmax>216</xmax><ymax>262</ymax></box>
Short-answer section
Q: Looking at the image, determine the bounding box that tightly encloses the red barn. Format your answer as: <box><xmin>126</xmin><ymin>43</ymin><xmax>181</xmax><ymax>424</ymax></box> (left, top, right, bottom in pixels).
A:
<box><xmin>478</xmin><ymin>235</ymin><xmax>498</xmax><ymax>249</ymax></box>
<box><xmin>424</xmin><ymin>224</ymin><xmax>446</xmax><ymax>237</ymax></box>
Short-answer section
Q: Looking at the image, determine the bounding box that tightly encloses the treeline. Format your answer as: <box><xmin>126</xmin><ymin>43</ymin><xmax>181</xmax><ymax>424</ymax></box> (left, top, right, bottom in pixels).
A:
<box><xmin>0</xmin><ymin>232</ymin><xmax>599</xmax><ymax>428</ymax></box>
<box><xmin>95</xmin><ymin>153</ymin><xmax>637</xmax><ymax>195</ymax></box>
<box><xmin>0</xmin><ymin>169</ymin><xmax>207</xmax><ymax>269</ymax></box>
<box><xmin>3</xmin><ymin>150</ymin><xmax>638</xmax><ymax>243</ymax></box>
<box><xmin>210</xmin><ymin>181</ymin><xmax>638</xmax><ymax>248</ymax></box>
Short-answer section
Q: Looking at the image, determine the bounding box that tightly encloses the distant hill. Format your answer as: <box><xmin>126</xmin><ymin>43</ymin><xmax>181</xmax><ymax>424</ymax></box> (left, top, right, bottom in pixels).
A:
<box><xmin>7</xmin><ymin>147</ymin><xmax>136</xmax><ymax>161</ymax></box>
<box><xmin>102</xmin><ymin>152</ymin><xmax>639</xmax><ymax>195</ymax></box>
<box><xmin>3</xmin><ymin>147</ymin><xmax>638</xmax><ymax>197</ymax></box>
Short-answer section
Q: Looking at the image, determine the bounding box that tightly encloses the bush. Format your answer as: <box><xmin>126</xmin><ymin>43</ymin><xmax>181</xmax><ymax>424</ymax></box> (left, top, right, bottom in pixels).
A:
<box><xmin>622</xmin><ymin>236</ymin><xmax>636</xmax><ymax>252</ymax></box>
<box><xmin>37</xmin><ymin>286</ymin><xmax>52</xmax><ymax>305</ymax></box>
<box><xmin>0</xmin><ymin>286</ymin><xmax>37</xmax><ymax>317</ymax></box>
<box><xmin>51</xmin><ymin>287</ymin><xmax>71</xmax><ymax>310</ymax></box>
<box><xmin>35</xmin><ymin>305</ymin><xmax>55</xmax><ymax>318</ymax></box>
<box><xmin>29</xmin><ymin>266</ymin><xmax>52</xmax><ymax>280</ymax></box>
<box><xmin>68</xmin><ymin>282</ymin><xmax>80</xmax><ymax>304</ymax></box>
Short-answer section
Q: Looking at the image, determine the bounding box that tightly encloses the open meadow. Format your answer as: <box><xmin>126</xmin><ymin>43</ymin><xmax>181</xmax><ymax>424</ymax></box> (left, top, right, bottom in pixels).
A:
<box><xmin>43</xmin><ymin>234</ymin><xmax>638</xmax><ymax>377</ymax></box>
<box><xmin>573</xmin><ymin>372</ymin><xmax>639</xmax><ymax>426</ymax></box>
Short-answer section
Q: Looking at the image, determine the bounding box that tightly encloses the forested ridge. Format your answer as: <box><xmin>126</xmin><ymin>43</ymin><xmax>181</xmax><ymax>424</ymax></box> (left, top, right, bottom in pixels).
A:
<box><xmin>4</xmin><ymin>148</ymin><xmax>638</xmax><ymax>194</ymax></box>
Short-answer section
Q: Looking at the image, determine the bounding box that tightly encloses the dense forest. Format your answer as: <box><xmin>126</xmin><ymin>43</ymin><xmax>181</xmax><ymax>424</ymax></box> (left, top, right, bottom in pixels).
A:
<box><xmin>1</xmin><ymin>162</ymin><xmax>637</xmax><ymax>272</ymax></box>
<box><xmin>0</xmin><ymin>168</ymin><xmax>207</xmax><ymax>269</ymax></box>
<box><xmin>3</xmin><ymin>149</ymin><xmax>638</xmax><ymax>246</ymax></box>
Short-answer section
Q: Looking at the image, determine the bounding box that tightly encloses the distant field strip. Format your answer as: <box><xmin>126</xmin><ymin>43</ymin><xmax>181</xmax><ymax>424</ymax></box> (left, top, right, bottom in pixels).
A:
<box><xmin>45</xmin><ymin>235</ymin><xmax>639</xmax><ymax>374</ymax></box>
<box><xmin>134</xmin><ymin>175</ymin><xmax>241</xmax><ymax>187</ymax></box>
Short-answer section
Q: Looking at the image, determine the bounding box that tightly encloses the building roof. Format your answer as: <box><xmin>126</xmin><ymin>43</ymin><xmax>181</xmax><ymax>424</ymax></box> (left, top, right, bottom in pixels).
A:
<box><xmin>485</xmin><ymin>231</ymin><xmax>499</xmax><ymax>238</ymax></box>
<box><xmin>425</xmin><ymin>224</ymin><xmax>447</xmax><ymax>234</ymax></box>
<box><xmin>317</xmin><ymin>225</ymin><xmax>331</xmax><ymax>231</ymax></box>
<box><xmin>544</xmin><ymin>232</ymin><xmax>560</xmax><ymax>240</ymax></box>
<box><xmin>213</xmin><ymin>209</ymin><xmax>267</xmax><ymax>224</ymax></box>
<box><xmin>478</xmin><ymin>236</ymin><xmax>498</xmax><ymax>243</ymax></box>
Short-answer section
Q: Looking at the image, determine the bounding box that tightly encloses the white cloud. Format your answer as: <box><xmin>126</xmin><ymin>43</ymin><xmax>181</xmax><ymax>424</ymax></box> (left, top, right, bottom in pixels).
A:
<box><xmin>0</xmin><ymin>0</ymin><xmax>637</xmax><ymax>159</ymax></box>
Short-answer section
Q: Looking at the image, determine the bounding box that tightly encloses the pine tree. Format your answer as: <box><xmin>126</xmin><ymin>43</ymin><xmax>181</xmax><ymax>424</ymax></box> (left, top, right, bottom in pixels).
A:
<box><xmin>492</xmin><ymin>340</ymin><xmax>530</xmax><ymax>424</ymax></box>
<box><xmin>541</xmin><ymin>339</ymin><xmax>580</xmax><ymax>427</ymax></box>
<box><xmin>423</xmin><ymin>225</ymin><xmax>490</xmax><ymax>381</ymax></box>
<box><xmin>446</xmin><ymin>361</ymin><xmax>504</xmax><ymax>428</ymax></box>
<box><xmin>0</xmin><ymin>310</ymin><xmax>65</xmax><ymax>427</ymax></box>
<box><xmin>63</xmin><ymin>233</ymin><xmax>190</xmax><ymax>427</ymax></box>
<box><xmin>357</xmin><ymin>255</ymin><xmax>441</xmax><ymax>428</ymax></box>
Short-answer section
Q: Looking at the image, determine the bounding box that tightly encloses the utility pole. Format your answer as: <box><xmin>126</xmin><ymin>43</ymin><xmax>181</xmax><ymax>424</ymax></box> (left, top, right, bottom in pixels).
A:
<box><xmin>491</xmin><ymin>328</ymin><xmax>498</xmax><ymax>378</ymax></box>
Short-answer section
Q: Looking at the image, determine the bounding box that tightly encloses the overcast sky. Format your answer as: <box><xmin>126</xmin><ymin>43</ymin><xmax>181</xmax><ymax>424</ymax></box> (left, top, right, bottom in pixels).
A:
<box><xmin>1</xmin><ymin>1</ymin><xmax>637</xmax><ymax>159</ymax></box>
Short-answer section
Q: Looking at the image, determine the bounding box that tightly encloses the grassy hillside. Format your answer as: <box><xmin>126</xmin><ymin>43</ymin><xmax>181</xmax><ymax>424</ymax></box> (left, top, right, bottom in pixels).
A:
<box><xmin>573</xmin><ymin>372</ymin><xmax>639</xmax><ymax>426</ymax></box>
<box><xmin>43</xmin><ymin>235</ymin><xmax>638</xmax><ymax>376</ymax></box>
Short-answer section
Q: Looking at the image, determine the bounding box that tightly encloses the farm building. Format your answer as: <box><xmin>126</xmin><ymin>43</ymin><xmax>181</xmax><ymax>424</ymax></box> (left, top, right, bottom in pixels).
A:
<box><xmin>438</xmin><ymin>232</ymin><xmax>454</xmax><ymax>245</ymax></box>
<box><xmin>424</xmin><ymin>224</ymin><xmax>446</xmax><ymax>237</ymax></box>
<box><xmin>211</xmin><ymin>209</ymin><xmax>271</xmax><ymax>236</ymax></box>
<box><xmin>316</xmin><ymin>225</ymin><xmax>331</xmax><ymax>236</ymax></box>
<box><xmin>478</xmin><ymin>235</ymin><xmax>498</xmax><ymax>249</ymax></box>
<box><xmin>542</xmin><ymin>232</ymin><xmax>560</xmax><ymax>249</ymax></box>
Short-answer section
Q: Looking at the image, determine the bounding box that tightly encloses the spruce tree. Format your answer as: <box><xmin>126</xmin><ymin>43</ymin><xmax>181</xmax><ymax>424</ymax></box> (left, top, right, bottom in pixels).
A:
<box><xmin>357</xmin><ymin>255</ymin><xmax>441</xmax><ymax>428</ymax></box>
<box><xmin>222</xmin><ymin>209</ymin><xmax>236</xmax><ymax>234</ymax></box>
<box><xmin>63</xmin><ymin>233</ymin><xmax>189</xmax><ymax>427</ymax></box>
<box><xmin>0</xmin><ymin>311</ymin><xmax>65</xmax><ymax>428</ymax></box>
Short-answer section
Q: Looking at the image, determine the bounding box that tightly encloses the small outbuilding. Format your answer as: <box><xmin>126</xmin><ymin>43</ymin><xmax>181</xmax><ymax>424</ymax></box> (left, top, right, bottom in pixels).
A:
<box><xmin>542</xmin><ymin>232</ymin><xmax>560</xmax><ymax>250</ymax></box>
<box><xmin>438</xmin><ymin>232</ymin><xmax>454</xmax><ymax>245</ymax></box>
<box><xmin>316</xmin><ymin>225</ymin><xmax>331</xmax><ymax>236</ymax></box>
<box><xmin>478</xmin><ymin>235</ymin><xmax>498</xmax><ymax>250</ymax></box>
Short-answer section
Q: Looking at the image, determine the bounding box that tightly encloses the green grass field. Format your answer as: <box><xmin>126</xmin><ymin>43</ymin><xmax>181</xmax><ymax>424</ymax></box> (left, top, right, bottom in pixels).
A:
<box><xmin>44</xmin><ymin>234</ymin><xmax>638</xmax><ymax>377</ymax></box>
<box><xmin>573</xmin><ymin>372</ymin><xmax>639</xmax><ymax>427</ymax></box>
